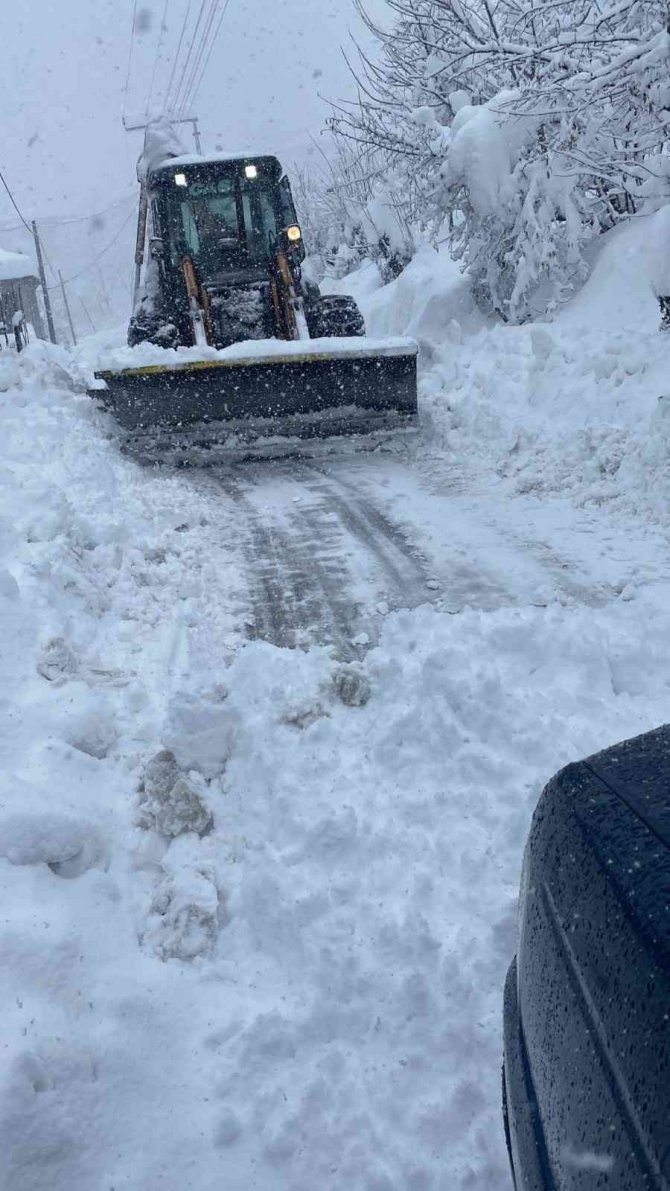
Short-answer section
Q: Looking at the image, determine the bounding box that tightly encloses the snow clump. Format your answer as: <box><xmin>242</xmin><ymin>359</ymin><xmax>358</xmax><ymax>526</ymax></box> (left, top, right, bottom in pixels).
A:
<box><xmin>143</xmin><ymin>842</ymin><xmax>221</xmax><ymax>962</ymax></box>
<box><xmin>137</xmin><ymin>749</ymin><xmax>213</xmax><ymax>838</ymax></box>
<box><xmin>331</xmin><ymin>663</ymin><xmax>372</xmax><ymax>707</ymax></box>
<box><xmin>0</xmin><ymin>813</ymin><xmax>107</xmax><ymax>877</ymax></box>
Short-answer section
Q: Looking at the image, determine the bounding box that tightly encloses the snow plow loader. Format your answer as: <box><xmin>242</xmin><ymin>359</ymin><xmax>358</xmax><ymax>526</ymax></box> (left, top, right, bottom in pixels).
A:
<box><xmin>92</xmin><ymin>147</ymin><xmax>417</xmax><ymax>459</ymax></box>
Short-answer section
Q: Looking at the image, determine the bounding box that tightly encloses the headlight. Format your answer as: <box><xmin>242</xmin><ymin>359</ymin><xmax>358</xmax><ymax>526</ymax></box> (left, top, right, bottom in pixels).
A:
<box><xmin>174</xmin><ymin>173</ymin><xmax>188</xmax><ymax>187</ymax></box>
<box><xmin>245</xmin><ymin>164</ymin><xmax>258</xmax><ymax>179</ymax></box>
<box><xmin>286</xmin><ymin>225</ymin><xmax>302</xmax><ymax>242</ymax></box>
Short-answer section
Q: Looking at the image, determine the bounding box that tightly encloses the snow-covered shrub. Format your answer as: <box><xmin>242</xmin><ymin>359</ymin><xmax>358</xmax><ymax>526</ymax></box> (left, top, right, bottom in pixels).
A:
<box><xmin>293</xmin><ymin>138</ymin><xmax>418</xmax><ymax>282</ymax></box>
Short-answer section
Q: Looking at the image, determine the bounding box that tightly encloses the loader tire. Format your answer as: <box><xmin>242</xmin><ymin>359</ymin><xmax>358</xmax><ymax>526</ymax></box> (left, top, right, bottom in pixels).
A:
<box><xmin>308</xmin><ymin>295</ymin><xmax>366</xmax><ymax>339</ymax></box>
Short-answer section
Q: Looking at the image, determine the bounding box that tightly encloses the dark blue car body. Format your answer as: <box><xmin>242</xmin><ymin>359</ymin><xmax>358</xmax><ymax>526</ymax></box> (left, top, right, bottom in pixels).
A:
<box><xmin>503</xmin><ymin>726</ymin><xmax>670</xmax><ymax>1190</ymax></box>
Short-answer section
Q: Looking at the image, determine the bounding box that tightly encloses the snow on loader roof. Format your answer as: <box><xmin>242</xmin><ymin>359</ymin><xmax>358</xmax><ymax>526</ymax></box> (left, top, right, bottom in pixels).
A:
<box><xmin>150</xmin><ymin>151</ymin><xmax>277</xmax><ymax>173</ymax></box>
<box><xmin>136</xmin><ymin>117</ymin><xmax>273</xmax><ymax>181</ymax></box>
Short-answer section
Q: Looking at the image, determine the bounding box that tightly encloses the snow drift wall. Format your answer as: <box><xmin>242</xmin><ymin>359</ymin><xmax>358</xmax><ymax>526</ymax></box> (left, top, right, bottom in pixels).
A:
<box><xmin>333</xmin><ymin>215</ymin><xmax>670</xmax><ymax>524</ymax></box>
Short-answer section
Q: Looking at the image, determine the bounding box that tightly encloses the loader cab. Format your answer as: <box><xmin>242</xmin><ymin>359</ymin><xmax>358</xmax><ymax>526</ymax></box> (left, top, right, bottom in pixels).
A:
<box><xmin>148</xmin><ymin>154</ymin><xmax>305</xmax><ymax>283</ymax></box>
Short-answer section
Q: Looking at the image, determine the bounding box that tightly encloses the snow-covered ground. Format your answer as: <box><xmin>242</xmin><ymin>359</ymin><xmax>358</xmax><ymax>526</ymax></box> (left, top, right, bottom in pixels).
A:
<box><xmin>333</xmin><ymin>217</ymin><xmax>670</xmax><ymax>525</ymax></box>
<box><xmin>2</xmin><ymin>218</ymin><xmax>670</xmax><ymax>1191</ymax></box>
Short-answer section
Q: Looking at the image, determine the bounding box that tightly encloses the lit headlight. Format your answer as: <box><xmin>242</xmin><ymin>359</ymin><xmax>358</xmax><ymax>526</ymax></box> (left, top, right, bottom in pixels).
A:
<box><xmin>174</xmin><ymin>173</ymin><xmax>188</xmax><ymax>187</ymax></box>
<box><xmin>245</xmin><ymin>164</ymin><xmax>258</xmax><ymax>179</ymax></box>
<box><xmin>286</xmin><ymin>225</ymin><xmax>302</xmax><ymax>242</ymax></box>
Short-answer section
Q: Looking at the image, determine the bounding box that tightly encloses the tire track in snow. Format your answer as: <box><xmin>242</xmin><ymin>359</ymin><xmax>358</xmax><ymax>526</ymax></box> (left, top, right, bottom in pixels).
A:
<box><xmin>291</xmin><ymin>459</ymin><xmax>431</xmax><ymax>602</ymax></box>
<box><xmin>501</xmin><ymin>533</ymin><xmax>621</xmax><ymax>607</ymax></box>
<box><xmin>302</xmin><ymin>457</ymin><xmax>518</xmax><ymax>613</ymax></box>
<box><xmin>317</xmin><ymin>455</ymin><xmax>632</xmax><ymax>613</ymax></box>
<box><xmin>210</xmin><ymin>468</ymin><xmax>368</xmax><ymax>656</ymax></box>
<box><xmin>208</xmin><ymin>460</ymin><xmax>438</xmax><ymax>656</ymax></box>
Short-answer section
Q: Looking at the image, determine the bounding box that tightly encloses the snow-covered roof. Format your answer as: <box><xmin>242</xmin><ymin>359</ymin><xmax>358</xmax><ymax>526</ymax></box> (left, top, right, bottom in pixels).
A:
<box><xmin>0</xmin><ymin>247</ymin><xmax>38</xmax><ymax>283</ymax></box>
<box><xmin>151</xmin><ymin>151</ymin><xmax>279</xmax><ymax>173</ymax></box>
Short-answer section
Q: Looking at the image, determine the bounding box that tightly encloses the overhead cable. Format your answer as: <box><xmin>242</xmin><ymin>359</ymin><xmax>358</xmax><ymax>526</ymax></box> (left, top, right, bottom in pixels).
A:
<box><xmin>0</xmin><ymin>168</ymin><xmax>32</xmax><ymax>233</ymax></box>
<box><xmin>40</xmin><ymin>241</ymin><xmax>60</xmax><ymax>284</ymax></box>
<box><xmin>187</xmin><ymin>0</ymin><xmax>232</xmax><ymax>109</ymax></box>
<box><xmin>171</xmin><ymin>0</ymin><xmax>209</xmax><ymax>112</ymax></box>
<box><xmin>146</xmin><ymin>0</ymin><xmax>171</xmax><ymax>114</ymax></box>
<box><xmin>179</xmin><ymin>0</ymin><xmax>220</xmax><ymax>113</ymax></box>
<box><xmin>163</xmin><ymin>0</ymin><xmax>194</xmax><ymax>112</ymax></box>
<box><xmin>42</xmin><ymin>193</ymin><xmax>137</xmax><ymax>229</ymax></box>
<box><xmin>47</xmin><ymin>209</ymin><xmax>136</xmax><ymax>288</ymax></box>
<box><xmin>0</xmin><ymin>191</ymin><xmax>136</xmax><ymax>234</ymax></box>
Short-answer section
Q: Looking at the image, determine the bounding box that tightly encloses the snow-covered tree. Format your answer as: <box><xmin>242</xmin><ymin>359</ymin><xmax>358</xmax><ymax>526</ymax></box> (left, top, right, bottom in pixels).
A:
<box><xmin>330</xmin><ymin>0</ymin><xmax>670</xmax><ymax>319</ymax></box>
<box><xmin>293</xmin><ymin>135</ymin><xmax>417</xmax><ymax>281</ymax></box>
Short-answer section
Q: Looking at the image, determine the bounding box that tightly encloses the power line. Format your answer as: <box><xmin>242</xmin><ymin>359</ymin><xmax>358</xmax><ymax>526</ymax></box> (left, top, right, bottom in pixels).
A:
<box><xmin>0</xmin><ymin>221</ymin><xmax>35</xmax><ymax>235</ymax></box>
<box><xmin>46</xmin><ymin>208</ymin><xmax>136</xmax><ymax>289</ymax></box>
<box><xmin>178</xmin><ymin>0</ymin><xmax>220</xmax><ymax>114</ymax></box>
<box><xmin>40</xmin><ymin>240</ymin><xmax>60</xmax><ymax>284</ymax></box>
<box><xmin>0</xmin><ymin>191</ymin><xmax>137</xmax><ymax>235</ymax></box>
<box><xmin>40</xmin><ymin>193</ymin><xmax>137</xmax><ymax>229</ymax></box>
<box><xmin>169</xmin><ymin>2</ymin><xmax>202</xmax><ymax>112</ymax></box>
<box><xmin>146</xmin><ymin>0</ymin><xmax>171</xmax><ymax>114</ymax></box>
<box><xmin>171</xmin><ymin>0</ymin><xmax>209</xmax><ymax>113</ymax></box>
<box><xmin>163</xmin><ymin>0</ymin><xmax>194</xmax><ymax>112</ymax></box>
<box><xmin>0</xmin><ymin>168</ymin><xmax>32</xmax><ymax>232</ymax></box>
<box><xmin>187</xmin><ymin>0</ymin><xmax>232</xmax><ymax>110</ymax></box>
<box><xmin>178</xmin><ymin>0</ymin><xmax>220</xmax><ymax>113</ymax></box>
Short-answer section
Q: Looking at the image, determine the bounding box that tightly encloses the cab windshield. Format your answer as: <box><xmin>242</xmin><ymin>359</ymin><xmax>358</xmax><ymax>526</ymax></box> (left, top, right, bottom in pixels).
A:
<box><xmin>166</xmin><ymin>173</ymin><xmax>279</xmax><ymax>272</ymax></box>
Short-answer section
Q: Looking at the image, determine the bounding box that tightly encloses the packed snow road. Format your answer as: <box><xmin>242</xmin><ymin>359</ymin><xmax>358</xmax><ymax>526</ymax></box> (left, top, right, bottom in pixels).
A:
<box><xmin>197</xmin><ymin>455</ymin><xmax>437</xmax><ymax>657</ymax></box>
<box><xmin>182</xmin><ymin>447</ymin><xmax>657</xmax><ymax>661</ymax></box>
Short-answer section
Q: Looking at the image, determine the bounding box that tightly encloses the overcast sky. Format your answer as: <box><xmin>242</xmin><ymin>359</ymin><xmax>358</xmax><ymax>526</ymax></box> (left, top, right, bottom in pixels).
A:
<box><xmin>1</xmin><ymin>0</ymin><xmax>389</xmax><ymax>224</ymax></box>
<box><xmin>0</xmin><ymin>0</ymin><xmax>390</xmax><ymax>334</ymax></box>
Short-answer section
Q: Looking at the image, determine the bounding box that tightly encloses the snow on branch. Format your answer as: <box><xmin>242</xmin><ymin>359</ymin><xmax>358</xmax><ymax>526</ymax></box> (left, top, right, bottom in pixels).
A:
<box><xmin>326</xmin><ymin>0</ymin><xmax>670</xmax><ymax>319</ymax></box>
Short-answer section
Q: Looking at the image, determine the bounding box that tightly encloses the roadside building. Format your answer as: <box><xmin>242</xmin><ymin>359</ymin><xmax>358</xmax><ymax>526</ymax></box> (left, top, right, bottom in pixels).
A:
<box><xmin>0</xmin><ymin>247</ymin><xmax>46</xmax><ymax>342</ymax></box>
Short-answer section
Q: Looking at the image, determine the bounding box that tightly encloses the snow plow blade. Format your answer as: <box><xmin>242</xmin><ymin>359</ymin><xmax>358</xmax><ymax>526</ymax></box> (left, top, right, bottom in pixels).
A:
<box><xmin>91</xmin><ymin>338</ymin><xmax>418</xmax><ymax>449</ymax></box>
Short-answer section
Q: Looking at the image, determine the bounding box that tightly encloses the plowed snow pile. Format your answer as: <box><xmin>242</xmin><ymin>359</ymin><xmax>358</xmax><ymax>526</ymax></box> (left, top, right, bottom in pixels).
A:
<box><xmin>2</xmin><ymin>222</ymin><xmax>670</xmax><ymax>1191</ymax></box>
<box><xmin>335</xmin><ymin>215</ymin><xmax>670</xmax><ymax>523</ymax></box>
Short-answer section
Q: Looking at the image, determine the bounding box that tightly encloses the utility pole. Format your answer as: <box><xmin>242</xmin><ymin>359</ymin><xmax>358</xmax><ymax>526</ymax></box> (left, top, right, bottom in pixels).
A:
<box><xmin>32</xmin><ymin>220</ymin><xmax>57</xmax><ymax>344</ymax></box>
<box><xmin>58</xmin><ymin>270</ymin><xmax>77</xmax><ymax>346</ymax></box>
<box><xmin>122</xmin><ymin>112</ymin><xmax>203</xmax><ymax>154</ymax></box>
<box><xmin>123</xmin><ymin>112</ymin><xmax>203</xmax><ymax>312</ymax></box>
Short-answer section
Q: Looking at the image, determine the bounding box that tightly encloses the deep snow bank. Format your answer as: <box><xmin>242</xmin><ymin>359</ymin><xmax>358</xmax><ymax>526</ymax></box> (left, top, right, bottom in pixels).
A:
<box><xmin>2</xmin><ymin>337</ymin><xmax>670</xmax><ymax>1190</ymax></box>
<box><xmin>336</xmin><ymin>221</ymin><xmax>670</xmax><ymax>522</ymax></box>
